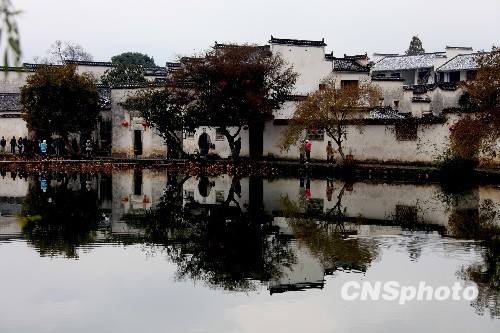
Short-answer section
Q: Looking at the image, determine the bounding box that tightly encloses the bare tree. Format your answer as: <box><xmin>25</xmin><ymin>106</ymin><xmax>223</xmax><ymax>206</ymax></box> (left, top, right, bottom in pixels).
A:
<box><xmin>35</xmin><ymin>40</ymin><xmax>93</xmax><ymax>64</ymax></box>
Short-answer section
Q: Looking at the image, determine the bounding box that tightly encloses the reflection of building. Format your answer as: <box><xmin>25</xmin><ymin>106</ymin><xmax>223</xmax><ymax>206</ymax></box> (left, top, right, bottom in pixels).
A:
<box><xmin>110</xmin><ymin>169</ymin><xmax>167</xmax><ymax>236</ymax></box>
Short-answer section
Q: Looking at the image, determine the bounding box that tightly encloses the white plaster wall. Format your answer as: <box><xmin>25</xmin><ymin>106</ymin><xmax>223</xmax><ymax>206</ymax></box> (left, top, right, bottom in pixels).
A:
<box><xmin>0</xmin><ymin>175</ymin><xmax>29</xmax><ymax>197</ymax></box>
<box><xmin>110</xmin><ymin>169</ymin><xmax>167</xmax><ymax>234</ymax></box>
<box><xmin>111</xmin><ymin>88</ymin><xmax>167</xmax><ymax>158</ymax></box>
<box><xmin>182</xmin><ymin>175</ymin><xmax>250</xmax><ymax>209</ymax></box>
<box><xmin>373</xmin><ymin>80</ymin><xmax>405</xmax><ymax>109</ymax></box>
<box><xmin>264</xmin><ymin>115</ymin><xmax>461</xmax><ymax>163</ymax></box>
<box><xmin>328</xmin><ymin>72</ymin><xmax>371</xmax><ymax>88</ymax></box>
<box><xmin>271</xmin><ymin>44</ymin><xmax>332</xmax><ymax>94</ymax></box>
<box><xmin>75</xmin><ymin>65</ymin><xmax>112</xmax><ymax>82</ymax></box>
<box><xmin>263</xmin><ymin>178</ymin><xmax>478</xmax><ymax>227</ymax></box>
<box><xmin>0</xmin><ymin>118</ymin><xmax>28</xmax><ymax>143</ymax></box>
<box><xmin>0</xmin><ymin>71</ymin><xmax>30</xmax><ymax>93</ymax></box>
<box><xmin>183</xmin><ymin>126</ymin><xmax>249</xmax><ymax>158</ymax></box>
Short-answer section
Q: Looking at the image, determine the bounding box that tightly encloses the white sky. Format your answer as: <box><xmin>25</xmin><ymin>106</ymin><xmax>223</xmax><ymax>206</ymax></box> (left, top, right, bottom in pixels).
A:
<box><xmin>14</xmin><ymin>0</ymin><xmax>500</xmax><ymax>65</ymax></box>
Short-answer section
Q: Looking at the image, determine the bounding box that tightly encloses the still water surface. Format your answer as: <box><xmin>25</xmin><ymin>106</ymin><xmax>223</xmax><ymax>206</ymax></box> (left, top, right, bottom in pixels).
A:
<box><xmin>0</xmin><ymin>170</ymin><xmax>498</xmax><ymax>333</ymax></box>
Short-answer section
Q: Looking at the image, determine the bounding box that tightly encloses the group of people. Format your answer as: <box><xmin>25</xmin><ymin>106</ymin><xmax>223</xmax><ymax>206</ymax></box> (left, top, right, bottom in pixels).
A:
<box><xmin>0</xmin><ymin>136</ymin><xmax>95</xmax><ymax>158</ymax></box>
<box><xmin>301</xmin><ymin>139</ymin><xmax>336</xmax><ymax>164</ymax></box>
<box><xmin>0</xmin><ymin>136</ymin><xmax>31</xmax><ymax>156</ymax></box>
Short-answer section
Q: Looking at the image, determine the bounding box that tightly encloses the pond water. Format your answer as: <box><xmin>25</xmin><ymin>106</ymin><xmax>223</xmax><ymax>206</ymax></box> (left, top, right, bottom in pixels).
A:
<box><xmin>0</xmin><ymin>169</ymin><xmax>499</xmax><ymax>333</ymax></box>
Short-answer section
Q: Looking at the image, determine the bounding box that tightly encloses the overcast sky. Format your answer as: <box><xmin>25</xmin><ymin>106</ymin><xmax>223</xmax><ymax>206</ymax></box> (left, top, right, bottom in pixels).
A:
<box><xmin>14</xmin><ymin>0</ymin><xmax>500</xmax><ymax>65</ymax></box>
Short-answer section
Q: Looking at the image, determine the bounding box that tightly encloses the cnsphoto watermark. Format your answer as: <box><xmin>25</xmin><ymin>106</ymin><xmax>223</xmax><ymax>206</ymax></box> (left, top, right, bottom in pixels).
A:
<box><xmin>341</xmin><ymin>281</ymin><xmax>478</xmax><ymax>305</ymax></box>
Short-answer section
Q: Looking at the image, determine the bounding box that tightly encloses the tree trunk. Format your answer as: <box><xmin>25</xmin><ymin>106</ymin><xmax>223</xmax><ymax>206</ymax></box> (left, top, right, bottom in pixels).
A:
<box><xmin>221</xmin><ymin>127</ymin><xmax>242</xmax><ymax>161</ymax></box>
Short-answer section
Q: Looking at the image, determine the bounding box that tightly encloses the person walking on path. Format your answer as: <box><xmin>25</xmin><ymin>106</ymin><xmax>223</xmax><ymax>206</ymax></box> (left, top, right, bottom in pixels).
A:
<box><xmin>0</xmin><ymin>137</ymin><xmax>6</xmax><ymax>155</ymax></box>
<box><xmin>39</xmin><ymin>140</ymin><xmax>48</xmax><ymax>158</ymax></box>
<box><xmin>326</xmin><ymin>141</ymin><xmax>335</xmax><ymax>164</ymax></box>
<box><xmin>10</xmin><ymin>136</ymin><xmax>17</xmax><ymax>154</ymax></box>
<box><xmin>17</xmin><ymin>137</ymin><xmax>23</xmax><ymax>155</ymax></box>
<box><xmin>304</xmin><ymin>139</ymin><xmax>312</xmax><ymax>163</ymax></box>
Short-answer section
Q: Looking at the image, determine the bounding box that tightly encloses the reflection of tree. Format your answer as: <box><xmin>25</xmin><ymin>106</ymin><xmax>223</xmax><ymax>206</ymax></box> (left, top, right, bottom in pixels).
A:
<box><xmin>125</xmin><ymin>174</ymin><xmax>296</xmax><ymax>291</ymax></box>
<box><xmin>450</xmin><ymin>200</ymin><xmax>500</xmax><ymax>318</ymax></box>
<box><xmin>20</xmin><ymin>174</ymin><xmax>102</xmax><ymax>258</ymax></box>
<box><xmin>281</xmin><ymin>182</ymin><xmax>379</xmax><ymax>273</ymax></box>
<box><xmin>458</xmin><ymin>239</ymin><xmax>500</xmax><ymax>318</ymax></box>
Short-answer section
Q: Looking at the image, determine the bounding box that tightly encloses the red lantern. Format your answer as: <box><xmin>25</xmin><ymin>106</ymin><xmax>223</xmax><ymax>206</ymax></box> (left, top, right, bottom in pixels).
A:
<box><xmin>142</xmin><ymin>121</ymin><xmax>149</xmax><ymax>129</ymax></box>
<box><xmin>121</xmin><ymin>120</ymin><xmax>129</xmax><ymax>127</ymax></box>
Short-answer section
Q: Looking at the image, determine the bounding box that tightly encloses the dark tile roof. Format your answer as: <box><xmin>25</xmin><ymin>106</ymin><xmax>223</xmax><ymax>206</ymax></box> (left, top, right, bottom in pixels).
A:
<box><xmin>214</xmin><ymin>42</ymin><xmax>271</xmax><ymax>52</ymax></box>
<box><xmin>269</xmin><ymin>36</ymin><xmax>326</xmax><ymax>47</ymax></box>
<box><xmin>143</xmin><ymin>67</ymin><xmax>167</xmax><ymax>77</ymax></box>
<box><xmin>325</xmin><ymin>54</ymin><xmax>370</xmax><ymax>72</ymax></box>
<box><xmin>344</xmin><ymin>53</ymin><xmax>368</xmax><ymax>60</ymax></box>
<box><xmin>64</xmin><ymin>60</ymin><xmax>114</xmax><ymax>67</ymax></box>
<box><xmin>371</xmin><ymin>76</ymin><xmax>405</xmax><ymax>82</ymax></box>
<box><xmin>0</xmin><ymin>93</ymin><xmax>21</xmax><ymax>112</ymax></box>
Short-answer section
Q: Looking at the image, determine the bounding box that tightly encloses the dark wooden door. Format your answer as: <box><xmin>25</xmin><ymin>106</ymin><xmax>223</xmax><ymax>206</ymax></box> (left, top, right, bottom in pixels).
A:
<box><xmin>134</xmin><ymin>130</ymin><xmax>143</xmax><ymax>156</ymax></box>
<box><xmin>249</xmin><ymin>124</ymin><xmax>263</xmax><ymax>158</ymax></box>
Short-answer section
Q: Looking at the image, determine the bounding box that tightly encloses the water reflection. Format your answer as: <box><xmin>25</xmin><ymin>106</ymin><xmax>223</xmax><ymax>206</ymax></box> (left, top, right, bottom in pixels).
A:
<box><xmin>0</xmin><ymin>169</ymin><xmax>499</xmax><ymax>323</ymax></box>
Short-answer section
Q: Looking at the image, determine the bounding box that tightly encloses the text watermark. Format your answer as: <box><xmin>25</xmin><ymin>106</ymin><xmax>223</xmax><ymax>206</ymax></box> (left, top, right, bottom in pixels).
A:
<box><xmin>341</xmin><ymin>281</ymin><xmax>478</xmax><ymax>305</ymax></box>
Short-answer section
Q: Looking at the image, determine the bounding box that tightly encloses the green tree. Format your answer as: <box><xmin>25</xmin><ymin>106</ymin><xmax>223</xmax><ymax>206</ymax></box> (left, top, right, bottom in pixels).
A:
<box><xmin>21</xmin><ymin>174</ymin><xmax>102</xmax><ymax>258</ymax></box>
<box><xmin>20</xmin><ymin>64</ymin><xmax>100</xmax><ymax>147</ymax></box>
<box><xmin>101</xmin><ymin>64</ymin><xmax>148</xmax><ymax>87</ymax></box>
<box><xmin>111</xmin><ymin>52</ymin><xmax>156</xmax><ymax>67</ymax></box>
<box><xmin>173</xmin><ymin>44</ymin><xmax>297</xmax><ymax>160</ymax></box>
<box><xmin>122</xmin><ymin>87</ymin><xmax>192</xmax><ymax>157</ymax></box>
<box><xmin>405</xmin><ymin>36</ymin><xmax>425</xmax><ymax>55</ymax></box>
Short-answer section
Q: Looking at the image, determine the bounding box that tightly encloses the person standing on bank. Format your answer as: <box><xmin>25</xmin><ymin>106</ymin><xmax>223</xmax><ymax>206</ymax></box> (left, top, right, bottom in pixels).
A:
<box><xmin>17</xmin><ymin>137</ymin><xmax>23</xmax><ymax>155</ymax></box>
<box><xmin>326</xmin><ymin>141</ymin><xmax>335</xmax><ymax>164</ymax></box>
<box><xmin>0</xmin><ymin>137</ymin><xmax>6</xmax><ymax>155</ymax></box>
<box><xmin>304</xmin><ymin>139</ymin><xmax>312</xmax><ymax>163</ymax></box>
<box><xmin>10</xmin><ymin>136</ymin><xmax>17</xmax><ymax>154</ymax></box>
<box><xmin>39</xmin><ymin>140</ymin><xmax>48</xmax><ymax>158</ymax></box>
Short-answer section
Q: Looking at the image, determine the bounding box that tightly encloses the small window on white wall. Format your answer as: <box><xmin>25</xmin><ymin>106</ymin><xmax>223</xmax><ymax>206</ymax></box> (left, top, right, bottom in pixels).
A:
<box><xmin>185</xmin><ymin>130</ymin><xmax>195</xmax><ymax>139</ymax></box>
<box><xmin>307</xmin><ymin>128</ymin><xmax>324</xmax><ymax>141</ymax></box>
<box><xmin>215</xmin><ymin>128</ymin><xmax>225</xmax><ymax>141</ymax></box>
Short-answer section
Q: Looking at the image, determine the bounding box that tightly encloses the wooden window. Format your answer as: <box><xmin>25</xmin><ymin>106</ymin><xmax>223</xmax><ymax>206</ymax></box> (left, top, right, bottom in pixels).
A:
<box><xmin>215</xmin><ymin>191</ymin><xmax>225</xmax><ymax>204</ymax></box>
<box><xmin>215</xmin><ymin>128</ymin><xmax>225</xmax><ymax>141</ymax></box>
<box><xmin>185</xmin><ymin>129</ymin><xmax>195</xmax><ymax>138</ymax></box>
<box><xmin>307</xmin><ymin>128</ymin><xmax>324</xmax><ymax>141</ymax></box>
<box><xmin>449</xmin><ymin>71</ymin><xmax>461</xmax><ymax>83</ymax></box>
<box><xmin>341</xmin><ymin>80</ymin><xmax>359</xmax><ymax>89</ymax></box>
<box><xmin>466</xmin><ymin>70</ymin><xmax>477</xmax><ymax>81</ymax></box>
<box><xmin>307</xmin><ymin>198</ymin><xmax>324</xmax><ymax>215</ymax></box>
<box><xmin>184</xmin><ymin>190</ymin><xmax>194</xmax><ymax>201</ymax></box>
<box><xmin>395</xmin><ymin>123</ymin><xmax>417</xmax><ymax>141</ymax></box>
<box><xmin>395</xmin><ymin>205</ymin><xmax>418</xmax><ymax>225</ymax></box>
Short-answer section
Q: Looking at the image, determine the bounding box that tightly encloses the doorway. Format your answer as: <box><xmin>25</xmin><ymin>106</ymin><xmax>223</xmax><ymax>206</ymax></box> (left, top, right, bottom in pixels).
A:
<box><xmin>249</xmin><ymin>124</ymin><xmax>263</xmax><ymax>158</ymax></box>
<box><xmin>198</xmin><ymin>133</ymin><xmax>211</xmax><ymax>156</ymax></box>
<box><xmin>134</xmin><ymin>130</ymin><xmax>143</xmax><ymax>156</ymax></box>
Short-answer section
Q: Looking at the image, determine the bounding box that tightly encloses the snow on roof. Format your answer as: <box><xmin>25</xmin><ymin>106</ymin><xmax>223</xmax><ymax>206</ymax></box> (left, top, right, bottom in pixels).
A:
<box><xmin>372</xmin><ymin>53</ymin><xmax>444</xmax><ymax>72</ymax></box>
<box><xmin>437</xmin><ymin>53</ymin><xmax>481</xmax><ymax>72</ymax></box>
<box><xmin>330</xmin><ymin>57</ymin><xmax>370</xmax><ymax>72</ymax></box>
